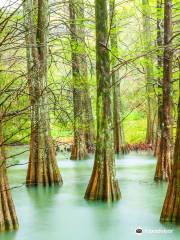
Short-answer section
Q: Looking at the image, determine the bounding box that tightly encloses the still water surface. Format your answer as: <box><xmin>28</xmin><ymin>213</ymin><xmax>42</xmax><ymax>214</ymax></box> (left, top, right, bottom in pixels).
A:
<box><xmin>1</xmin><ymin>147</ymin><xmax>180</xmax><ymax>240</ymax></box>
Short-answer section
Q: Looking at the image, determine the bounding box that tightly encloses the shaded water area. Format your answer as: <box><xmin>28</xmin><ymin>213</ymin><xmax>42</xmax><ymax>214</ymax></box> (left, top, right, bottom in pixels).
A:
<box><xmin>1</xmin><ymin>147</ymin><xmax>180</xmax><ymax>240</ymax></box>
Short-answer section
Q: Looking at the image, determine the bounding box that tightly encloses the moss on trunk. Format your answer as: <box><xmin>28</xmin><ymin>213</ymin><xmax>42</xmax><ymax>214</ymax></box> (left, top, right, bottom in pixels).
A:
<box><xmin>84</xmin><ymin>0</ymin><xmax>121</xmax><ymax>202</ymax></box>
<box><xmin>109</xmin><ymin>0</ymin><xmax>127</xmax><ymax>155</ymax></box>
<box><xmin>154</xmin><ymin>0</ymin><xmax>163</xmax><ymax>158</ymax></box>
<box><xmin>24</xmin><ymin>0</ymin><xmax>63</xmax><ymax>186</ymax></box>
<box><xmin>154</xmin><ymin>0</ymin><xmax>173</xmax><ymax>181</ymax></box>
<box><xmin>160</xmin><ymin>63</ymin><xmax>180</xmax><ymax>222</ymax></box>
<box><xmin>142</xmin><ymin>0</ymin><xmax>155</xmax><ymax>145</ymax></box>
<box><xmin>69</xmin><ymin>0</ymin><xmax>88</xmax><ymax>160</ymax></box>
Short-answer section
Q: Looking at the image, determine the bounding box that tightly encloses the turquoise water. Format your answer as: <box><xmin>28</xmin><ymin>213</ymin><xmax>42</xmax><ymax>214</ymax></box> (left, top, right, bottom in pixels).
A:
<box><xmin>1</xmin><ymin>147</ymin><xmax>180</xmax><ymax>240</ymax></box>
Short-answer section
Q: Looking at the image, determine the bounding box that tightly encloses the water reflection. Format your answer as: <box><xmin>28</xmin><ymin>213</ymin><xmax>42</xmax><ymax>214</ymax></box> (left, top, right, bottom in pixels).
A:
<box><xmin>26</xmin><ymin>186</ymin><xmax>60</xmax><ymax>208</ymax></box>
<box><xmin>85</xmin><ymin>201</ymin><xmax>120</xmax><ymax>234</ymax></box>
<box><xmin>0</xmin><ymin>232</ymin><xmax>17</xmax><ymax>240</ymax></box>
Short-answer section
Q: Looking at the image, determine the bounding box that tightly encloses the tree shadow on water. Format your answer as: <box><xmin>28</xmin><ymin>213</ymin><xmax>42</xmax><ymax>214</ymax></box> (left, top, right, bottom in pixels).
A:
<box><xmin>0</xmin><ymin>231</ymin><xmax>17</xmax><ymax>240</ymax></box>
<box><xmin>25</xmin><ymin>185</ymin><xmax>62</xmax><ymax>235</ymax></box>
<box><xmin>26</xmin><ymin>185</ymin><xmax>60</xmax><ymax>208</ymax></box>
<box><xmin>85</xmin><ymin>200</ymin><xmax>120</xmax><ymax>234</ymax></box>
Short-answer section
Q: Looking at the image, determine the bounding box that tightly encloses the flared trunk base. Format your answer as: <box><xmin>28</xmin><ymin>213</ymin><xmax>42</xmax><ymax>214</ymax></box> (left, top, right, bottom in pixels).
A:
<box><xmin>154</xmin><ymin>135</ymin><xmax>172</xmax><ymax>181</ymax></box>
<box><xmin>160</xmin><ymin>179</ymin><xmax>180</xmax><ymax>223</ymax></box>
<box><xmin>70</xmin><ymin>143</ymin><xmax>88</xmax><ymax>160</ymax></box>
<box><xmin>0</xmin><ymin>176</ymin><xmax>19</xmax><ymax>232</ymax></box>
<box><xmin>84</xmin><ymin>162</ymin><xmax>121</xmax><ymax>202</ymax></box>
<box><xmin>26</xmin><ymin>136</ymin><xmax>63</xmax><ymax>187</ymax></box>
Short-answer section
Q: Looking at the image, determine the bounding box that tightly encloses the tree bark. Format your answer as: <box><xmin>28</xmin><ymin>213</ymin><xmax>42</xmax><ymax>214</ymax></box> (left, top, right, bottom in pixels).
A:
<box><xmin>84</xmin><ymin>0</ymin><xmax>121</xmax><ymax>201</ymax></box>
<box><xmin>160</xmin><ymin>59</ymin><xmax>180</xmax><ymax>222</ymax></box>
<box><xmin>69</xmin><ymin>0</ymin><xmax>88</xmax><ymax>160</ymax></box>
<box><xmin>79</xmin><ymin>1</ymin><xmax>95</xmax><ymax>153</ymax></box>
<box><xmin>0</xmin><ymin>115</ymin><xmax>18</xmax><ymax>231</ymax></box>
<box><xmin>154</xmin><ymin>0</ymin><xmax>173</xmax><ymax>181</ymax></box>
<box><xmin>154</xmin><ymin>0</ymin><xmax>163</xmax><ymax>157</ymax></box>
<box><xmin>24</xmin><ymin>0</ymin><xmax>62</xmax><ymax>186</ymax></box>
<box><xmin>109</xmin><ymin>0</ymin><xmax>127</xmax><ymax>154</ymax></box>
<box><xmin>84</xmin><ymin>94</ymin><xmax>95</xmax><ymax>153</ymax></box>
<box><xmin>142</xmin><ymin>0</ymin><xmax>155</xmax><ymax>145</ymax></box>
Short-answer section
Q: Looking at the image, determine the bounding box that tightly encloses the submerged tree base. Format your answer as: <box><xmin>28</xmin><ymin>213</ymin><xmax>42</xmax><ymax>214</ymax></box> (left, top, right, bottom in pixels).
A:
<box><xmin>160</xmin><ymin>179</ymin><xmax>180</xmax><ymax>223</ymax></box>
<box><xmin>0</xmin><ymin>174</ymin><xmax>19</xmax><ymax>232</ymax></box>
<box><xmin>0</xmin><ymin>154</ymin><xmax>19</xmax><ymax>231</ymax></box>
<box><xmin>154</xmin><ymin>154</ymin><xmax>168</xmax><ymax>181</ymax></box>
<box><xmin>118</xmin><ymin>145</ymin><xmax>129</xmax><ymax>155</ymax></box>
<box><xmin>84</xmin><ymin>160</ymin><xmax>121</xmax><ymax>202</ymax></box>
<box><xmin>160</xmin><ymin>90</ymin><xmax>180</xmax><ymax>222</ymax></box>
<box><xmin>0</xmin><ymin>119</ymin><xmax>19</xmax><ymax>232</ymax></box>
<box><xmin>0</xmin><ymin>185</ymin><xmax>19</xmax><ymax>232</ymax></box>
<box><xmin>154</xmin><ymin>138</ymin><xmax>172</xmax><ymax>182</ymax></box>
<box><xmin>70</xmin><ymin>142</ymin><xmax>88</xmax><ymax>160</ymax></box>
<box><xmin>154</xmin><ymin>169</ymin><xmax>168</xmax><ymax>182</ymax></box>
<box><xmin>26</xmin><ymin>135</ymin><xmax>63</xmax><ymax>187</ymax></box>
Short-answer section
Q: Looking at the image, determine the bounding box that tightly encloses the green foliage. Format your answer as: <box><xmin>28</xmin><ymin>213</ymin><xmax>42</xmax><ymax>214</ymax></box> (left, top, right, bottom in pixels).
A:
<box><xmin>124</xmin><ymin>111</ymin><xmax>147</xmax><ymax>143</ymax></box>
<box><xmin>0</xmin><ymin>0</ymin><xmax>179</xmax><ymax>147</ymax></box>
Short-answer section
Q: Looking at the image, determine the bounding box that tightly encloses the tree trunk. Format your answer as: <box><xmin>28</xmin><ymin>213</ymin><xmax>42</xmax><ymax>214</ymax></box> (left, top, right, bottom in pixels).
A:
<box><xmin>69</xmin><ymin>0</ymin><xmax>95</xmax><ymax>157</ymax></box>
<box><xmin>160</xmin><ymin>59</ymin><xmax>180</xmax><ymax>222</ymax></box>
<box><xmin>154</xmin><ymin>0</ymin><xmax>163</xmax><ymax>157</ymax></box>
<box><xmin>77</xmin><ymin>0</ymin><xmax>95</xmax><ymax>153</ymax></box>
<box><xmin>24</xmin><ymin>0</ymin><xmax>62</xmax><ymax>186</ymax></box>
<box><xmin>154</xmin><ymin>0</ymin><xmax>173</xmax><ymax>181</ymax></box>
<box><xmin>84</xmin><ymin>91</ymin><xmax>95</xmax><ymax>153</ymax></box>
<box><xmin>69</xmin><ymin>0</ymin><xmax>88</xmax><ymax>160</ymax></box>
<box><xmin>0</xmin><ymin>115</ymin><xmax>18</xmax><ymax>231</ymax></box>
<box><xmin>109</xmin><ymin>0</ymin><xmax>127</xmax><ymax>154</ymax></box>
<box><xmin>84</xmin><ymin>0</ymin><xmax>121</xmax><ymax>201</ymax></box>
<box><xmin>142</xmin><ymin>0</ymin><xmax>155</xmax><ymax>145</ymax></box>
